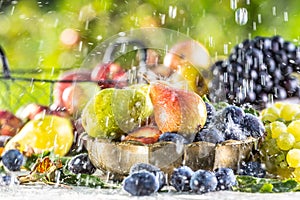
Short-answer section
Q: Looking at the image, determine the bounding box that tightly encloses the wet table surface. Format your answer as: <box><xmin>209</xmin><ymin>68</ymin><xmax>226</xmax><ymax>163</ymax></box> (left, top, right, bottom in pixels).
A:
<box><xmin>1</xmin><ymin>185</ymin><xmax>300</xmax><ymax>200</ymax></box>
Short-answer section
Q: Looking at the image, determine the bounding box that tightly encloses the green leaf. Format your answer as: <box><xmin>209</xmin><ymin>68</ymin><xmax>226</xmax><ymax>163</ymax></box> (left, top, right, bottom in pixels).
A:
<box><xmin>234</xmin><ymin>175</ymin><xmax>300</xmax><ymax>193</ymax></box>
<box><xmin>59</xmin><ymin>171</ymin><xmax>111</xmax><ymax>188</ymax></box>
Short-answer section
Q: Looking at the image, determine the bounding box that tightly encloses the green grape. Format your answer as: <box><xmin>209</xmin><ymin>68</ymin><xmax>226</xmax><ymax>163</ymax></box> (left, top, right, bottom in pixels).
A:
<box><xmin>270</xmin><ymin>121</ymin><xmax>287</xmax><ymax>139</ymax></box>
<box><xmin>293</xmin><ymin>167</ymin><xmax>300</xmax><ymax>182</ymax></box>
<box><xmin>262</xmin><ymin>106</ymin><xmax>280</xmax><ymax>118</ymax></box>
<box><xmin>261</xmin><ymin>138</ymin><xmax>281</xmax><ymax>156</ymax></box>
<box><xmin>287</xmin><ymin>120</ymin><xmax>300</xmax><ymax>142</ymax></box>
<box><xmin>280</xmin><ymin>103</ymin><xmax>300</xmax><ymax>122</ymax></box>
<box><xmin>276</xmin><ymin>132</ymin><xmax>295</xmax><ymax>151</ymax></box>
<box><xmin>292</xmin><ymin>112</ymin><xmax>300</xmax><ymax>120</ymax></box>
<box><xmin>274</xmin><ymin>102</ymin><xmax>284</xmax><ymax>110</ymax></box>
<box><xmin>286</xmin><ymin>149</ymin><xmax>300</xmax><ymax>168</ymax></box>
<box><xmin>294</xmin><ymin>142</ymin><xmax>300</xmax><ymax>149</ymax></box>
<box><xmin>262</xmin><ymin>113</ymin><xmax>278</xmax><ymax>123</ymax></box>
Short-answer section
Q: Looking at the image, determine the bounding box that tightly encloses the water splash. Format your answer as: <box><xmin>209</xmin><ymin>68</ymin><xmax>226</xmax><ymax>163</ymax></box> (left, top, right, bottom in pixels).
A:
<box><xmin>235</xmin><ymin>8</ymin><xmax>248</xmax><ymax>25</ymax></box>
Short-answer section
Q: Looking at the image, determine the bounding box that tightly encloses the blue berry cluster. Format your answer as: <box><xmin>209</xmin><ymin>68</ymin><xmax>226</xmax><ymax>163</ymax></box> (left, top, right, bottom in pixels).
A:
<box><xmin>194</xmin><ymin>104</ymin><xmax>265</xmax><ymax>143</ymax></box>
<box><xmin>1</xmin><ymin>149</ymin><xmax>24</xmax><ymax>171</ymax></box>
<box><xmin>122</xmin><ymin>163</ymin><xmax>237</xmax><ymax>196</ymax></box>
<box><xmin>238</xmin><ymin>161</ymin><xmax>266</xmax><ymax>178</ymax></box>
<box><xmin>209</xmin><ymin>36</ymin><xmax>300</xmax><ymax>108</ymax></box>
<box><xmin>123</xmin><ymin>163</ymin><xmax>165</xmax><ymax>196</ymax></box>
<box><xmin>67</xmin><ymin>153</ymin><xmax>96</xmax><ymax>175</ymax></box>
<box><xmin>170</xmin><ymin>166</ymin><xmax>236</xmax><ymax>194</ymax></box>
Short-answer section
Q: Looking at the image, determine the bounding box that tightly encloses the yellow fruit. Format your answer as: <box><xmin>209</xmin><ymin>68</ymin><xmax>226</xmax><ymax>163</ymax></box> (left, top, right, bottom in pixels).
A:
<box><xmin>280</xmin><ymin>103</ymin><xmax>300</xmax><ymax>122</ymax></box>
<box><xmin>270</xmin><ymin>121</ymin><xmax>287</xmax><ymax>139</ymax></box>
<box><xmin>287</xmin><ymin>120</ymin><xmax>300</xmax><ymax>142</ymax></box>
<box><xmin>293</xmin><ymin>167</ymin><xmax>300</xmax><ymax>182</ymax></box>
<box><xmin>286</xmin><ymin>149</ymin><xmax>300</xmax><ymax>168</ymax></box>
<box><xmin>5</xmin><ymin>115</ymin><xmax>74</xmax><ymax>156</ymax></box>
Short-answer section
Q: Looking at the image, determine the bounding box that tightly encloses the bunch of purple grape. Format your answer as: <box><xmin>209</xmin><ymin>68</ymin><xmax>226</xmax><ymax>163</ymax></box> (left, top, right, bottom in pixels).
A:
<box><xmin>209</xmin><ymin>36</ymin><xmax>300</xmax><ymax>108</ymax></box>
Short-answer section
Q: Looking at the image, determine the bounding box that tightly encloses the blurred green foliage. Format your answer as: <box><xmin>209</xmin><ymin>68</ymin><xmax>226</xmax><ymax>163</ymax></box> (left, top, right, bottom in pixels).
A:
<box><xmin>0</xmin><ymin>0</ymin><xmax>299</xmax><ymax>72</ymax></box>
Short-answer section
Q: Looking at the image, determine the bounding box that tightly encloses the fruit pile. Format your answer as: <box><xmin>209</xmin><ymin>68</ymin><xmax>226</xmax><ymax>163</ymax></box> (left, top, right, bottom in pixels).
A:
<box><xmin>260</xmin><ymin>102</ymin><xmax>300</xmax><ymax>181</ymax></box>
<box><xmin>2</xmin><ymin>34</ymin><xmax>300</xmax><ymax>196</ymax></box>
<box><xmin>209</xmin><ymin>36</ymin><xmax>300</xmax><ymax>108</ymax></box>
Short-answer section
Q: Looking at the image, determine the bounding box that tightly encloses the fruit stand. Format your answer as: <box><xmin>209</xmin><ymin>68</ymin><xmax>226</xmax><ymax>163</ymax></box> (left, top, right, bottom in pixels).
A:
<box><xmin>1</xmin><ymin>0</ymin><xmax>300</xmax><ymax>199</ymax></box>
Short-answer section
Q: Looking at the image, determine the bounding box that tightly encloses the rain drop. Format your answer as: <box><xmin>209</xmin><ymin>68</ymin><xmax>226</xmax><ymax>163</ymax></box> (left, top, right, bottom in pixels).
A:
<box><xmin>168</xmin><ymin>5</ymin><xmax>177</xmax><ymax>19</ymax></box>
<box><xmin>235</xmin><ymin>8</ymin><xmax>248</xmax><ymax>25</ymax></box>
<box><xmin>224</xmin><ymin>43</ymin><xmax>229</xmax><ymax>55</ymax></box>
<box><xmin>160</xmin><ymin>13</ymin><xmax>166</xmax><ymax>24</ymax></box>
<box><xmin>258</xmin><ymin>14</ymin><xmax>262</xmax><ymax>23</ymax></box>
<box><xmin>283</xmin><ymin>11</ymin><xmax>288</xmax><ymax>21</ymax></box>
<box><xmin>230</xmin><ymin>0</ymin><xmax>237</xmax><ymax>10</ymax></box>
<box><xmin>272</xmin><ymin>6</ymin><xmax>277</xmax><ymax>16</ymax></box>
<box><xmin>253</xmin><ymin>21</ymin><xmax>257</xmax><ymax>30</ymax></box>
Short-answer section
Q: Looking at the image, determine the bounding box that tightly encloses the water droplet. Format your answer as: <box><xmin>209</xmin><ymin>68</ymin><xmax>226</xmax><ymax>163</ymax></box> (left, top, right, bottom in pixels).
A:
<box><xmin>208</xmin><ymin>36</ymin><xmax>214</xmax><ymax>47</ymax></box>
<box><xmin>230</xmin><ymin>0</ymin><xmax>237</xmax><ymax>10</ymax></box>
<box><xmin>224</xmin><ymin>44</ymin><xmax>229</xmax><ymax>55</ymax></box>
<box><xmin>272</xmin><ymin>6</ymin><xmax>277</xmax><ymax>16</ymax></box>
<box><xmin>253</xmin><ymin>21</ymin><xmax>257</xmax><ymax>30</ymax></box>
<box><xmin>168</xmin><ymin>5</ymin><xmax>177</xmax><ymax>19</ymax></box>
<box><xmin>96</xmin><ymin>35</ymin><xmax>103</xmax><ymax>41</ymax></box>
<box><xmin>283</xmin><ymin>11</ymin><xmax>288</xmax><ymax>21</ymax></box>
<box><xmin>235</xmin><ymin>8</ymin><xmax>248</xmax><ymax>25</ymax></box>
<box><xmin>258</xmin><ymin>14</ymin><xmax>262</xmax><ymax>23</ymax></box>
<box><xmin>118</xmin><ymin>32</ymin><xmax>126</xmax><ymax>37</ymax></box>
<box><xmin>160</xmin><ymin>13</ymin><xmax>166</xmax><ymax>24</ymax></box>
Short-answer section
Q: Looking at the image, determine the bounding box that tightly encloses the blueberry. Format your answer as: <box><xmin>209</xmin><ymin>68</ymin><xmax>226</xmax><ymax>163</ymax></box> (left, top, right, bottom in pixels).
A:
<box><xmin>158</xmin><ymin>132</ymin><xmax>189</xmax><ymax>144</ymax></box>
<box><xmin>1</xmin><ymin>149</ymin><xmax>23</xmax><ymax>171</ymax></box>
<box><xmin>123</xmin><ymin>171</ymin><xmax>159</xmax><ymax>196</ymax></box>
<box><xmin>214</xmin><ymin>168</ymin><xmax>236</xmax><ymax>191</ymax></box>
<box><xmin>170</xmin><ymin>166</ymin><xmax>194</xmax><ymax>192</ymax></box>
<box><xmin>68</xmin><ymin>153</ymin><xmax>96</xmax><ymax>175</ymax></box>
<box><xmin>238</xmin><ymin>161</ymin><xmax>266</xmax><ymax>178</ymax></box>
<box><xmin>204</xmin><ymin>102</ymin><xmax>216</xmax><ymax>128</ymax></box>
<box><xmin>130</xmin><ymin>163</ymin><xmax>165</xmax><ymax>190</ymax></box>
<box><xmin>222</xmin><ymin>106</ymin><xmax>245</xmax><ymax>124</ymax></box>
<box><xmin>190</xmin><ymin>170</ymin><xmax>218</xmax><ymax>194</ymax></box>
<box><xmin>242</xmin><ymin>113</ymin><xmax>265</xmax><ymax>138</ymax></box>
<box><xmin>224</xmin><ymin>125</ymin><xmax>247</xmax><ymax>141</ymax></box>
<box><xmin>194</xmin><ymin>128</ymin><xmax>225</xmax><ymax>144</ymax></box>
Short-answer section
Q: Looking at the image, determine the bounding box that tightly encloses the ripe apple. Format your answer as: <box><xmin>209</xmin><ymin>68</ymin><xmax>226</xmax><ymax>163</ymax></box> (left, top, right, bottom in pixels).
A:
<box><xmin>16</xmin><ymin>103</ymin><xmax>70</xmax><ymax>121</ymax></box>
<box><xmin>61</xmin><ymin>82</ymin><xmax>100</xmax><ymax>117</ymax></box>
<box><xmin>149</xmin><ymin>81</ymin><xmax>207</xmax><ymax>143</ymax></box>
<box><xmin>90</xmin><ymin>62</ymin><xmax>127</xmax><ymax>89</ymax></box>
<box><xmin>0</xmin><ymin>110</ymin><xmax>23</xmax><ymax>137</ymax></box>
<box><xmin>163</xmin><ymin>40</ymin><xmax>211</xmax><ymax>96</ymax></box>
<box><xmin>122</xmin><ymin>126</ymin><xmax>161</xmax><ymax>144</ymax></box>
<box><xmin>53</xmin><ymin>69</ymin><xmax>93</xmax><ymax>115</ymax></box>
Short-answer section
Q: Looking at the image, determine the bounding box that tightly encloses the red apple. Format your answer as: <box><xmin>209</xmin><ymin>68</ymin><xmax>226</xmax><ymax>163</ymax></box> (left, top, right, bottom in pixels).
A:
<box><xmin>0</xmin><ymin>110</ymin><xmax>23</xmax><ymax>137</ymax></box>
<box><xmin>16</xmin><ymin>103</ymin><xmax>49</xmax><ymax>121</ymax></box>
<box><xmin>122</xmin><ymin>126</ymin><xmax>162</xmax><ymax>144</ymax></box>
<box><xmin>60</xmin><ymin>82</ymin><xmax>99</xmax><ymax>116</ymax></box>
<box><xmin>90</xmin><ymin>62</ymin><xmax>127</xmax><ymax>89</ymax></box>
<box><xmin>53</xmin><ymin>69</ymin><xmax>92</xmax><ymax>113</ymax></box>
<box><xmin>163</xmin><ymin>40</ymin><xmax>211</xmax><ymax>70</ymax></box>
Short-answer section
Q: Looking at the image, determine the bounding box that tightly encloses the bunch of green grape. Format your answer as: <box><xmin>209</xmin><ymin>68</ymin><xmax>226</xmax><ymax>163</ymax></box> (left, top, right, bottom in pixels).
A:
<box><xmin>260</xmin><ymin>102</ymin><xmax>300</xmax><ymax>181</ymax></box>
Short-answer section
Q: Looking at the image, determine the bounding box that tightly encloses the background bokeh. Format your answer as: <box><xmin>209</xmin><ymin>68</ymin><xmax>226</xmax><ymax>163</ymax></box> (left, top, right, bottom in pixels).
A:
<box><xmin>0</xmin><ymin>0</ymin><xmax>299</xmax><ymax>72</ymax></box>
